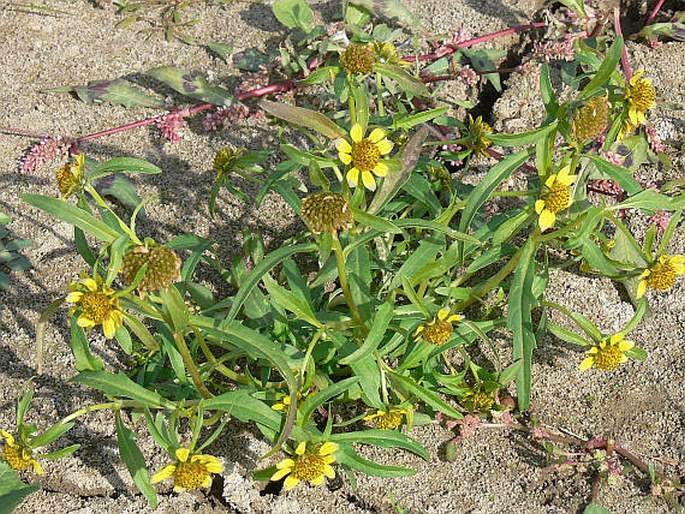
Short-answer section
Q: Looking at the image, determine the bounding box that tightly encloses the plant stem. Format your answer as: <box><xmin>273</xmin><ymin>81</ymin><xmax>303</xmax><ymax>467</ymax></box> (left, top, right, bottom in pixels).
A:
<box><xmin>614</xmin><ymin>8</ymin><xmax>633</xmax><ymax>80</ymax></box>
<box><xmin>646</xmin><ymin>0</ymin><xmax>666</xmax><ymax>24</ymax></box>
<box><xmin>174</xmin><ymin>332</ymin><xmax>213</xmax><ymax>399</ymax></box>
<box><xmin>235</xmin><ymin>82</ymin><xmax>295</xmax><ymax>102</ymax></box>
<box><xmin>59</xmin><ymin>401</ymin><xmax>122</xmax><ymax>425</ymax></box>
<box><xmin>300</xmin><ymin>329</ymin><xmax>324</xmax><ymax>387</ymax></box>
<box><xmin>331</xmin><ymin>236</ymin><xmax>366</xmax><ymax>331</ymax></box>
<box><xmin>0</xmin><ymin>127</ymin><xmax>54</xmax><ymax>138</ymax></box>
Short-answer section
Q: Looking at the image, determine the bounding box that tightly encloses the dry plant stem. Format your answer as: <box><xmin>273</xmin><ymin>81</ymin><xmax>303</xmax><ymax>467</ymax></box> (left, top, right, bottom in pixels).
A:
<box><xmin>174</xmin><ymin>331</ymin><xmax>213</xmax><ymax>399</ymax></box>
<box><xmin>646</xmin><ymin>0</ymin><xmax>666</xmax><ymax>24</ymax></box>
<box><xmin>614</xmin><ymin>8</ymin><xmax>633</xmax><ymax>79</ymax></box>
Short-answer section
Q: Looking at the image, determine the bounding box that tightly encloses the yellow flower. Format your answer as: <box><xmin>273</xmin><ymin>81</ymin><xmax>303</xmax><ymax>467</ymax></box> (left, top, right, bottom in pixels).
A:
<box><xmin>271</xmin><ymin>392</ymin><xmax>302</xmax><ymax>412</ymax></box>
<box><xmin>152</xmin><ymin>447</ymin><xmax>223</xmax><ymax>493</ymax></box>
<box><xmin>414</xmin><ymin>307</ymin><xmax>462</xmax><ymax>346</ymax></box>
<box><xmin>340</xmin><ymin>43</ymin><xmax>375</xmax><ymax>75</ymax></box>
<box><xmin>637</xmin><ymin>255</ymin><xmax>685</xmax><ymax>298</ymax></box>
<box><xmin>373</xmin><ymin>42</ymin><xmax>409</xmax><ymax>67</ymax></box>
<box><xmin>579</xmin><ymin>333</ymin><xmax>635</xmax><ymax>371</ymax></box>
<box><xmin>363</xmin><ymin>407</ymin><xmax>407</xmax><ymax>430</ymax></box>
<box><xmin>625</xmin><ymin>70</ymin><xmax>655</xmax><ymax>127</ymax></box>
<box><xmin>1</xmin><ymin>430</ymin><xmax>44</xmax><ymax>474</ymax></box>
<box><xmin>461</xmin><ymin>389</ymin><xmax>495</xmax><ymax>413</ymax></box>
<box><xmin>66</xmin><ymin>275</ymin><xmax>124</xmax><ymax>339</ymax></box>
<box><xmin>337</xmin><ymin>124</ymin><xmax>394</xmax><ymax>191</ymax></box>
<box><xmin>466</xmin><ymin>115</ymin><xmax>493</xmax><ymax>156</ymax></box>
<box><xmin>270</xmin><ymin>441</ymin><xmax>339</xmax><ymax>490</ymax></box>
<box><xmin>535</xmin><ymin>166</ymin><xmax>577</xmax><ymax>231</ymax></box>
<box><xmin>55</xmin><ymin>153</ymin><xmax>85</xmax><ymax>198</ymax></box>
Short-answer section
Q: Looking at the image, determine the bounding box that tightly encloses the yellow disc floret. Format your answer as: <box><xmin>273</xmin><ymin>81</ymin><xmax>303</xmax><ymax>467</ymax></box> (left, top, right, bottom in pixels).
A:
<box><xmin>1</xmin><ymin>430</ymin><xmax>44</xmax><ymax>474</ymax></box>
<box><xmin>338</xmin><ymin>124</ymin><xmax>394</xmax><ymax>191</ymax></box>
<box><xmin>579</xmin><ymin>333</ymin><xmax>635</xmax><ymax>372</ymax></box>
<box><xmin>340</xmin><ymin>43</ymin><xmax>374</xmax><ymax>75</ymax></box>
<box><xmin>270</xmin><ymin>441</ymin><xmax>339</xmax><ymax>491</ymax></box>
<box><xmin>535</xmin><ymin>166</ymin><xmax>577</xmax><ymax>231</ymax></box>
<box><xmin>364</xmin><ymin>408</ymin><xmax>406</xmax><ymax>430</ymax></box>
<box><xmin>152</xmin><ymin>447</ymin><xmax>223</xmax><ymax>493</ymax></box>
<box><xmin>66</xmin><ymin>275</ymin><xmax>124</xmax><ymax>339</ymax></box>
<box><xmin>626</xmin><ymin>70</ymin><xmax>655</xmax><ymax>126</ymax></box>
<box><xmin>415</xmin><ymin>307</ymin><xmax>462</xmax><ymax>346</ymax></box>
<box><xmin>637</xmin><ymin>255</ymin><xmax>685</xmax><ymax>298</ymax></box>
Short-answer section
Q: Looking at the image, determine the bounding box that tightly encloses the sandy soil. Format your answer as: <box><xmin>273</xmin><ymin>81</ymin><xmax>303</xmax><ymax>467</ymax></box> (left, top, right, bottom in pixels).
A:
<box><xmin>0</xmin><ymin>1</ymin><xmax>683</xmax><ymax>513</ymax></box>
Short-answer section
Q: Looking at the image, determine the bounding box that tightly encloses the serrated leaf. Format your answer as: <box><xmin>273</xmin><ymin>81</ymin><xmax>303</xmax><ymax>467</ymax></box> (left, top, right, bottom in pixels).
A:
<box><xmin>44</xmin><ymin>79</ymin><xmax>163</xmax><ymax>109</ymax></box>
<box><xmin>148</xmin><ymin>66</ymin><xmax>233</xmax><ymax>107</ymax></box>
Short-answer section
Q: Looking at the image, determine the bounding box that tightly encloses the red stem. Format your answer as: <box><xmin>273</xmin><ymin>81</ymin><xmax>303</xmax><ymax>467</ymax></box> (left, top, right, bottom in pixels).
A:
<box><xmin>614</xmin><ymin>8</ymin><xmax>633</xmax><ymax>80</ymax></box>
<box><xmin>403</xmin><ymin>22</ymin><xmax>546</xmax><ymax>63</ymax></box>
<box><xmin>646</xmin><ymin>0</ymin><xmax>665</xmax><ymax>25</ymax></box>
<box><xmin>234</xmin><ymin>81</ymin><xmax>294</xmax><ymax>102</ymax></box>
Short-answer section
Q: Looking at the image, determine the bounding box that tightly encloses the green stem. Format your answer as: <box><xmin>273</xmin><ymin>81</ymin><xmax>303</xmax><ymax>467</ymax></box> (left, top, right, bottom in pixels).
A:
<box><xmin>375</xmin><ymin>73</ymin><xmax>385</xmax><ymax>117</ymax></box>
<box><xmin>331</xmin><ymin>236</ymin><xmax>366</xmax><ymax>331</ymax></box>
<box><xmin>174</xmin><ymin>332</ymin><xmax>213</xmax><ymax>399</ymax></box>
<box><xmin>60</xmin><ymin>401</ymin><xmax>123</xmax><ymax>425</ymax></box>
<box><xmin>194</xmin><ymin>327</ymin><xmax>250</xmax><ymax>386</ymax></box>
<box><xmin>84</xmin><ymin>184</ymin><xmax>142</xmax><ymax>245</ymax></box>
<box><xmin>300</xmin><ymin>329</ymin><xmax>324</xmax><ymax>387</ymax></box>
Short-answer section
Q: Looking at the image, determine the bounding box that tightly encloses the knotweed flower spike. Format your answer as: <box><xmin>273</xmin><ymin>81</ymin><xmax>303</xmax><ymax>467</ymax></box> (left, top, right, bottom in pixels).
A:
<box><xmin>300</xmin><ymin>192</ymin><xmax>353</xmax><ymax>235</ymax></box>
<box><xmin>270</xmin><ymin>441</ymin><xmax>339</xmax><ymax>490</ymax></box>
<box><xmin>55</xmin><ymin>153</ymin><xmax>85</xmax><ymax>198</ymax></box>
<box><xmin>337</xmin><ymin>124</ymin><xmax>393</xmax><ymax>191</ymax></box>
<box><xmin>636</xmin><ymin>255</ymin><xmax>685</xmax><ymax>298</ymax></box>
<box><xmin>625</xmin><ymin>70</ymin><xmax>655</xmax><ymax>126</ymax></box>
<box><xmin>579</xmin><ymin>334</ymin><xmax>635</xmax><ymax>371</ymax></box>
<box><xmin>535</xmin><ymin>166</ymin><xmax>578</xmax><ymax>231</ymax></box>
<box><xmin>415</xmin><ymin>307</ymin><xmax>463</xmax><ymax>346</ymax></box>
<box><xmin>364</xmin><ymin>407</ymin><xmax>407</xmax><ymax>430</ymax></box>
<box><xmin>1</xmin><ymin>430</ymin><xmax>44</xmax><ymax>474</ymax></box>
<box><xmin>152</xmin><ymin>447</ymin><xmax>223</xmax><ymax>493</ymax></box>
<box><xmin>66</xmin><ymin>275</ymin><xmax>124</xmax><ymax>339</ymax></box>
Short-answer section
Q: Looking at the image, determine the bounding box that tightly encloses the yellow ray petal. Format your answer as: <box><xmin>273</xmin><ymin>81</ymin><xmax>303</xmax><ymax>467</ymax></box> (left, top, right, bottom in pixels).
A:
<box><xmin>579</xmin><ymin>357</ymin><xmax>595</xmax><ymax>371</ymax></box>
<box><xmin>361</xmin><ymin>170</ymin><xmax>377</xmax><ymax>191</ymax></box>
<box><xmin>372</xmin><ymin>161</ymin><xmax>389</xmax><ymax>177</ymax></box>
<box><xmin>368</xmin><ymin>128</ymin><xmax>386</xmax><ymax>143</ymax></box>
<box><xmin>152</xmin><ymin>464</ymin><xmax>177</xmax><ymax>483</ymax></box>
<box><xmin>376</xmin><ymin>138</ymin><xmax>393</xmax><ymax>155</ymax></box>
<box><xmin>347</xmin><ymin>168</ymin><xmax>360</xmax><ymax>188</ymax></box>
<box><xmin>175</xmin><ymin>447</ymin><xmax>190</xmax><ymax>462</ymax></box>
<box><xmin>350</xmin><ymin>124</ymin><xmax>363</xmax><ymax>143</ymax></box>
<box><xmin>283</xmin><ymin>474</ymin><xmax>300</xmax><ymax>490</ymax></box>
<box><xmin>538</xmin><ymin>209</ymin><xmax>556</xmax><ymax>231</ymax></box>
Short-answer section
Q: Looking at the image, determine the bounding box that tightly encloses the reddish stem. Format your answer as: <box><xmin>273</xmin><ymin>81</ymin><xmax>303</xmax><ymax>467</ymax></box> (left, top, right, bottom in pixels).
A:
<box><xmin>646</xmin><ymin>0</ymin><xmax>666</xmax><ymax>25</ymax></box>
<box><xmin>403</xmin><ymin>22</ymin><xmax>546</xmax><ymax>63</ymax></box>
<box><xmin>614</xmin><ymin>8</ymin><xmax>633</xmax><ymax>80</ymax></box>
<box><xmin>234</xmin><ymin>81</ymin><xmax>295</xmax><ymax>102</ymax></box>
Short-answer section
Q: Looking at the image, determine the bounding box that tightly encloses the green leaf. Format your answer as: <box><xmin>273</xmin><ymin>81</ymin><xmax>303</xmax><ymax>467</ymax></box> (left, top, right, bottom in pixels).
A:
<box><xmin>462</xmin><ymin>48</ymin><xmax>506</xmax><ymax>92</ymax></box>
<box><xmin>614</xmin><ymin>189</ymin><xmax>685</xmax><ymax>211</ymax></box>
<box><xmin>272</xmin><ymin>0</ymin><xmax>314</xmax><ymax>30</ymax></box>
<box><xmin>262</xmin><ymin>275</ymin><xmax>322</xmax><ymax>328</ymax></box>
<box><xmin>339</xmin><ymin>301</ymin><xmax>394</xmax><ymax>365</ymax></box>
<box><xmin>336</xmin><ymin>444</ymin><xmax>416</xmax><ymax>477</ymax></box>
<box><xmin>586</xmin><ymin>154</ymin><xmax>642</xmax><ymax>194</ymax></box>
<box><xmin>44</xmin><ymin>79</ymin><xmax>163</xmax><ymax>109</ymax></box>
<box><xmin>539</xmin><ymin>63</ymin><xmax>559</xmax><ymax>119</ymax></box>
<box><xmin>580</xmin><ymin>36</ymin><xmax>623</xmax><ymax>100</ymax></box>
<box><xmin>159</xmin><ymin>285</ymin><xmax>189</xmax><ymax>333</ymax></box>
<box><xmin>23</xmin><ymin>194</ymin><xmax>120</xmax><ymax>243</ymax></box>
<box><xmin>260</xmin><ymin>101</ymin><xmax>344</xmax><ymax>139</ymax></box>
<box><xmin>69</xmin><ymin>320</ymin><xmax>104</xmax><ymax>372</ymax></box>
<box><xmin>457</xmin><ymin>149</ymin><xmax>533</xmax><ymax>260</ymax></box>
<box><xmin>351</xmin><ymin>207</ymin><xmax>402</xmax><ymax>234</ymax></box>
<box><xmin>40</xmin><ymin>444</ymin><xmax>80</xmax><ymax>460</ymax></box>
<box><xmin>148</xmin><ymin>67</ymin><xmax>233</xmax><ymax>106</ymax></box>
<box><xmin>298</xmin><ymin>66</ymin><xmax>340</xmax><ymax>86</ymax></box>
<box><xmin>31</xmin><ymin>421</ymin><xmax>75</xmax><ymax>449</ymax></box>
<box><xmin>0</xmin><ymin>461</ymin><xmax>40</xmax><ymax>513</ymax></box>
<box><xmin>583</xmin><ymin>503</ymin><xmax>612</xmax><ymax>514</ymax></box>
<box><xmin>393</xmin><ymin>107</ymin><xmax>449</xmax><ymax>131</ymax></box>
<box><xmin>72</xmin><ymin>371</ymin><xmax>174</xmax><ymax>408</ymax></box>
<box><xmin>330</xmin><ymin>430</ymin><xmax>429</xmax><ymax>460</ymax></box>
<box><xmin>374</xmin><ymin>63</ymin><xmax>429</xmax><ymax>97</ymax></box>
<box><xmin>115</xmin><ymin>412</ymin><xmax>157</xmax><ymax>508</ymax></box>
<box><xmin>388</xmin><ymin>371</ymin><xmax>463</xmax><ymax>419</ymax></box>
<box><xmin>547</xmin><ymin>323</ymin><xmax>591</xmax><ymax>346</ymax></box>
<box><xmin>506</xmin><ymin>239</ymin><xmax>538</xmax><ymax>411</ymax></box>
<box><xmin>489</xmin><ymin>123</ymin><xmax>557</xmax><ymax>147</ymax></box>
<box><xmin>91</xmin><ymin>157</ymin><xmax>161</xmax><ymax>180</ymax></box>
<box><xmin>207</xmin><ymin>42</ymin><xmax>233</xmax><ymax>62</ymax></box>
<box><xmin>349</xmin><ymin>0</ymin><xmax>420</xmax><ymax>26</ymax></box>
<box><xmin>298</xmin><ymin>377</ymin><xmax>361</xmax><ymax>422</ymax></box>
<box><xmin>225</xmin><ymin>243</ymin><xmax>316</xmax><ymax>323</ymax></box>
<box><xmin>368</xmin><ymin>127</ymin><xmax>427</xmax><ymax>214</ymax></box>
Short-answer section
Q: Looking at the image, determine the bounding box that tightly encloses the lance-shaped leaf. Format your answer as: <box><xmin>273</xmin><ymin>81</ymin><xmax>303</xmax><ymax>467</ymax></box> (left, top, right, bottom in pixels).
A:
<box><xmin>148</xmin><ymin>67</ymin><xmax>233</xmax><ymax>106</ymax></box>
<box><xmin>115</xmin><ymin>413</ymin><xmax>157</xmax><ymax>508</ymax></box>
<box><xmin>374</xmin><ymin>63</ymin><xmax>429</xmax><ymax>97</ymax></box>
<box><xmin>44</xmin><ymin>79</ymin><xmax>163</xmax><ymax>109</ymax></box>
<box><xmin>259</xmin><ymin>101</ymin><xmax>344</xmax><ymax>139</ymax></box>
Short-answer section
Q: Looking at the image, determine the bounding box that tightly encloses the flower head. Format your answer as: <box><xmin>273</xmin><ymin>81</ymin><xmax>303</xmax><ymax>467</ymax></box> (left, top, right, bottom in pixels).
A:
<box><xmin>122</xmin><ymin>244</ymin><xmax>181</xmax><ymax>294</ymax></box>
<box><xmin>1</xmin><ymin>430</ymin><xmax>44</xmax><ymax>474</ymax></box>
<box><xmin>213</xmin><ymin>146</ymin><xmax>244</xmax><ymax>180</ymax></box>
<box><xmin>637</xmin><ymin>255</ymin><xmax>685</xmax><ymax>298</ymax></box>
<box><xmin>66</xmin><ymin>275</ymin><xmax>124</xmax><ymax>339</ymax></box>
<box><xmin>572</xmin><ymin>96</ymin><xmax>609</xmax><ymax>142</ymax></box>
<box><xmin>271</xmin><ymin>392</ymin><xmax>303</xmax><ymax>412</ymax></box>
<box><xmin>152</xmin><ymin>447</ymin><xmax>223</xmax><ymax>493</ymax></box>
<box><xmin>535</xmin><ymin>166</ymin><xmax>577</xmax><ymax>231</ymax></box>
<box><xmin>414</xmin><ymin>307</ymin><xmax>462</xmax><ymax>346</ymax></box>
<box><xmin>300</xmin><ymin>192</ymin><xmax>353</xmax><ymax>235</ymax></box>
<box><xmin>337</xmin><ymin>124</ymin><xmax>393</xmax><ymax>191</ymax></box>
<box><xmin>579</xmin><ymin>333</ymin><xmax>635</xmax><ymax>371</ymax></box>
<box><xmin>461</xmin><ymin>389</ymin><xmax>495</xmax><ymax>413</ymax></box>
<box><xmin>363</xmin><ymin>407</ymin><xmax>407</xmax><ymax>430</ymax></box>
<box><xmin>466</xmin><ymin>115</ymin><xmax>493</xmax><ymax>156</ymax></box>
<box><xmin>372</xmin><ymin>42</ymin><xmax>407</xmax><ymax>66</ymax></box>
<box><xmin>340</xmin><ymin>43</ymin><xmax>374</xmax><ymax>75</ymax></box>
<box><xmin>270</xmin><ymin>441</ymin><xmax>339</xmax><ymax>491</ymax></box>
<box><xmin>55</xmin><ymin>153</ymin><xmax>85</xmax><ymax>198</ymax></box>
<box><xmin>625</xmin><ymin>70</ymin><xmax>655</xmax><ymax>126</ymax></box>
